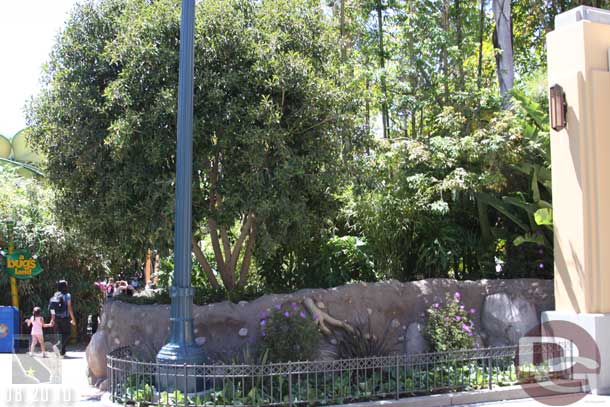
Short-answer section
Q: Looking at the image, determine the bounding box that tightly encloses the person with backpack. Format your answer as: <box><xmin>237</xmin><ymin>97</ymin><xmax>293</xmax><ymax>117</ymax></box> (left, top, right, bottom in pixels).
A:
<box><xmin>48</xmin><ymin>280</ymin><xmax>76</xmax><ymax>356</ymax></box>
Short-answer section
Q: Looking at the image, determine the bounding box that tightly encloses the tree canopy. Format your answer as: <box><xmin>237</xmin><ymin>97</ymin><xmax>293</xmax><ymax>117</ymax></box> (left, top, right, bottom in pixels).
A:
<box><xmin>26</xmin><ymin>0</ymin><xmax>608</xmax><ymax>295</ymax></box>
<box><xmin>28</xmin><ymin>0</ymin><xmax>359</xmax><ymax>290</ymax></box>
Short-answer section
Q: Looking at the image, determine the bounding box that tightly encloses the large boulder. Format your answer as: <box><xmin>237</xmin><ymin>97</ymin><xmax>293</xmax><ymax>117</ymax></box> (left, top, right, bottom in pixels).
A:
<box><xmin>481</xmin><ymin>293</ymin><xmax>540</xmax><ymax>346</ymax></box>
<box><xmin>86</xmin><ymin>278</ymin><xmax>553</xmax><ymax>385</ymax></box>
<box><xmin>86</xmin><ymin>330</ymin><xmax>109</xmax><ymax>380</ymax></box>
<box><xmin>405</xmin><ymin>322</ymin><xmax>428</xmax><ymax>354</ymax></box>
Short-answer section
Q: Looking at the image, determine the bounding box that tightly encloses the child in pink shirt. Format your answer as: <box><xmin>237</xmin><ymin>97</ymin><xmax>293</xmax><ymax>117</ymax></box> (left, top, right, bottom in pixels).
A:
<box><xmin>26</xmin><ymin>307</ymin><xmax>53</xmax><ymax>357</ymax></box>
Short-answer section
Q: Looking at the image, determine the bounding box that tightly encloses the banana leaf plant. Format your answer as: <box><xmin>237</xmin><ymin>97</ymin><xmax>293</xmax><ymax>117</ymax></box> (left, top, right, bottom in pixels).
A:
<box><xmin>477</xmin><ymin>89</ymin><xmax>552</xmax><ymax>249</ymax></box>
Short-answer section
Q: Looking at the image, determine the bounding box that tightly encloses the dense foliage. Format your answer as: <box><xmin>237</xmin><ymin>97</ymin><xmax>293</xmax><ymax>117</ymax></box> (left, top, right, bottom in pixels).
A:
<box><xmin>0</xmin><ymin>168</ymin><xmax>104</xmax><ymax>336</ymax></box>
<box><xmin>28</xmin><ymin>0</ymin><xmax>360</xmax><ymax>294</ymax></box>
<box><xmin>21</xmin><ymin>0</ymin><xmax>591</xmax><ymax>301</ymax></box>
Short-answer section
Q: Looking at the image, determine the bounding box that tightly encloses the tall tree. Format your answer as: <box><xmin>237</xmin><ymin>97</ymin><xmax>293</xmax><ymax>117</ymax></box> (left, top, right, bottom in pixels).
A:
<box><xmin>28</xmin><ymin>0</ymin><xmax>355</xmax><ymax>292</ymax></box>
<box><xmin>375</xmin><ymin>0</ymin><xmax>390</xmax><ymax>138</ymax></box>
<box><xmin>493</xmin><ymin>0</ymin><xmax>514</xmax><ymax>96</ymax></box>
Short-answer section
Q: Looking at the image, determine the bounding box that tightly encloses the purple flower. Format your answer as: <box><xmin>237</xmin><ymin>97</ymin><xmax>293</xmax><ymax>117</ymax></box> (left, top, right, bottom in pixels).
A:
<box><xmin>274</xmin><ymin>304</ymin><xmax>281</xmax><ymax>310</ymax></box>
<box><xmin>291</xmin><ymin>302</ymin><xmax>297</xmax><ymax>310</ymax></box>
<box><xmin>284</xmin><ymin>311</ymin><xmax>290</xmax><ymax>318</ymax></box>
<box><xmin>433</xmin><ymin>303</ymin><xmax>440</xmax><ymax>309</ymax></box>
<box><xmin>459</xmin><ymin>304</ymin><xmax>465</xmax><ymax>310</ymax></box>
<box><xmin>299</xmin><ymin>311</ymin><xmax>307</xmax><ymax>319</ymax></box>
<box><xmin>313</xmin><ymin>314</ymin><xmax>319</xmax><ymax>320</ymax></box>
<box><xmin>260</xmin><ymin>319</ymin><xmax>266</xmax><ymax>326</ymax></box>
<box><xmin>469</xmin><ymin>308</ymin><xmax>476</xmax><ymax>315</ymax></box>
<box><xmin>454</xmin><ymin>292</ymin><xmax>461</xmax><ymax>301</ymax></box>
<box><xmin>261</xmin><ymin>311</ymin><xmax>268</xmax><ymax>319</ymax></box>
<box><xmin>461</xmin><ymin>323</ymin><xmax>472</xmax><ymax>334</ymax></box>
<box><xmin>538</xmin><ymin>263</ymin><xmax>544</xmax><ymax>270</ymax></box>
<box><xmin>455</xmin><ymin>316</ymin><xmax>462</xmax><ymax>322</ymax></box>
<box><xmin>261</xmin><ymin>331</ymin><xmax>266</xmax><ymax>337</ymax></box>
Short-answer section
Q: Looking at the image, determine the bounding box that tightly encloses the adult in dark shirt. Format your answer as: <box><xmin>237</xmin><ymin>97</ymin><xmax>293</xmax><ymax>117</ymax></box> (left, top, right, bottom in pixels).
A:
<box><xmin>50</xmin><ymin>280</ymin><xmax>76</xmax><ymax>356</ymax></box>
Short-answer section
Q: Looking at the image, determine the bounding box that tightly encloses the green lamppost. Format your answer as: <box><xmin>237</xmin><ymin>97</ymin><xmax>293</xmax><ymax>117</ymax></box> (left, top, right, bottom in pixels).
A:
<box><xmin>156</xmin><ymin>0</ymin><xmax>206</xmax><ymax>373</ymax></box>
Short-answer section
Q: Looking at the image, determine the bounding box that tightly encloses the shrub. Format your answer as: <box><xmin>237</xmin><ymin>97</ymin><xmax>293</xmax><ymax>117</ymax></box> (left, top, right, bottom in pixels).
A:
<box><xmin>258</xmin><ymin>235</ymin><xmax>376</xmax><ymax>293</ymax></box>
<box><xmin>259</xmin><ymin>302</ymin><xmax>321</xmax><ymax>362</ymax></box>
<box><xmin>425</xmin><ymin>292</ymin><xmax>476</xmax><ymax>352</ymax></box>
<box><xmin>334</xmin><ymin>317</ymin><xmax>396</xmax><ymax>359</ymax></box>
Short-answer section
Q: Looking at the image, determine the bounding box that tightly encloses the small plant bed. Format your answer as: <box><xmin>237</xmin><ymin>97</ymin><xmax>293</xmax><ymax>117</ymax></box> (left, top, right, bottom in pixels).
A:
<box><xmin>107</xmin><ymin>344</ymin><xmax>569</xmax><ymax>407</ymax></box>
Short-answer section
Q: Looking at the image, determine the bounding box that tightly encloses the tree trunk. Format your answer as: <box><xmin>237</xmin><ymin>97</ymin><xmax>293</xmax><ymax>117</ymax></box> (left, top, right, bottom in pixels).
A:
<box><xmin>441</xmin><ymin>0</ymin><xmax>450</xmax><ymax>103</ymax></box>
<box><xmin>193</xmin><ymin>212</ymin><xmax>256</xmax><ymax>292</ymax></box>
<box><xmin>454</xmin><ymin>0</ymin><xmax>465</xmax><ymax>92</ymax></box>
<box><xmin>492</xmin><ymin>0</ymin><xmax>514</xmax><ymax>96</ymax></box>
<box><xmin>340</xmin><ymin>0</ymin><xmax>346</xmax><ymax>63</ymax></box>
<box><xmin>477</xmin><ymin>0</ymin><xmax>485</xmax><ymax>91</ymax></box>
<box><xmin>376</xmin><ymin>0</ymin><xmax>389</xmax><ymax>138</ymax></box>
<box><xmin>192</xmin><ymin>238</ymin><xmax>221</xmax><ymax>290</ymax></box>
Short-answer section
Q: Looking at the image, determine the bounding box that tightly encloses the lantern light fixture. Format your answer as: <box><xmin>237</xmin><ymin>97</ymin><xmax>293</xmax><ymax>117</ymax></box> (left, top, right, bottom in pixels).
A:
<box><xmin>550</xmin><ymin>84</ymin><xmax>567</xmax><ymax>132</ymax></box>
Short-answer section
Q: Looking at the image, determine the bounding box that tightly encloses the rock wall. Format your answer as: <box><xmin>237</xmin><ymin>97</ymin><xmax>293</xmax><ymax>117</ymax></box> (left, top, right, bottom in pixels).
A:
<box><xmin>86</xmin><ymin>278</ymin><xmax>553</xmax><ymax>387</ymax></box>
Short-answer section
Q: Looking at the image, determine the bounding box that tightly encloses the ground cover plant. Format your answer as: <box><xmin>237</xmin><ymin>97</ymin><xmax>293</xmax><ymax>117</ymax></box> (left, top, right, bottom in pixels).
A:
<box><xmin>117</xmin><ymin>358</ymin><xmax>522</xmax><ymax>406</ymax></box>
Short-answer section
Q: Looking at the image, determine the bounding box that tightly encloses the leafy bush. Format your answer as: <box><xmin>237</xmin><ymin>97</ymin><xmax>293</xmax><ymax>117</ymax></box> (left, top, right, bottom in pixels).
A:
<box><xmin>155</xmin><ymin>254</ymin><xmax>265</xmax><ymax>304</ymax></box>
<box><xmin>425</xmin><ymin>292</ymin><xmax>477</xmax><ymax>352</ymax></box>
<box><xmin>259</xmin><ymin>302</ymin><xmax>321</xmax><ymax>362</ymax></box>
<box><xmin>258</xmin><ymin>235</ymin><xmax>376</xmax><ymax>293</ymax></box>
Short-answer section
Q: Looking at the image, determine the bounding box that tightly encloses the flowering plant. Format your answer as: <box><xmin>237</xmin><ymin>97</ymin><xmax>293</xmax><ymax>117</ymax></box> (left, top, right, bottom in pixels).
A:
<box><xmin>259</xmin><ymin>302</ymin><xmax>321</xmax><ymax>362</ymax></box>
<box><xmin>424</xmin><ymin>292</ymin><xmax>477</xmax><ymax>352</ymax></box>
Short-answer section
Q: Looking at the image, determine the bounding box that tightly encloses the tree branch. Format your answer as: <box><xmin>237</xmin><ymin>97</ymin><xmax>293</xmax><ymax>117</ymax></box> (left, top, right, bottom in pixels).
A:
<box><xmin>228</xmin><ymin>213</ymin><xmax>254</xmax><ymax>276</ymax></box>
<box><xmin>208</xmin><ymin>218</ymin><xmax>230</xmax><ymax>288</ymax></box>
<box><xmin>191</xmin><ymin>238</ymin><xmax>220</xmax><ymax>290</ymax></box>
<box><xmin>237</xmin><ymin>221</ymin><xmax>256</xmax><ymax>289</ymax></box>
<box><xmin>303</xmin><ymin>297</ymin><xmax>355</xmax><ymax>336</ymax></box>
<box><xmin>220</xmin><ymin>226</ymin><xmax>232</xmax><ymax>270</ymax></box>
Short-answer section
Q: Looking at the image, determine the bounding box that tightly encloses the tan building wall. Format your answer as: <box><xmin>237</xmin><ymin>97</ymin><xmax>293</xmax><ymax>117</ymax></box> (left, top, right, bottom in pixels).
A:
<box><xmin>548</xmin><ymin>16</ymin><xmax>610</xmax><ymax>313</ymax></box>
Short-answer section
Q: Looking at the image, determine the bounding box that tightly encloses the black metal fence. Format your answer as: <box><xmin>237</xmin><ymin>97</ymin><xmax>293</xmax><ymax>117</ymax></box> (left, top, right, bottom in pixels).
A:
<box><xmin>107</xmin><ymin>341</ymin><xmax>573</xmax><ymax>406</ymax></box>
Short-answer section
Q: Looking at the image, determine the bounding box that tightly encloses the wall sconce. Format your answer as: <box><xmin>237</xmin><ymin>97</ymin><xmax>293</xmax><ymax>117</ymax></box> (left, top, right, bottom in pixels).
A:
<box><xmin>550</xmin><ymin>84</ymin><xmax>567</xmax><ymax>131</ymax></box>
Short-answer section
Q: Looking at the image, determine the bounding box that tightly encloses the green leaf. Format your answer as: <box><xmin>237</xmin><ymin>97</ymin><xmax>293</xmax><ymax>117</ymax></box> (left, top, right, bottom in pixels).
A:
<box><xmin>514</xmin><ymin>233</ymin><xmax>545</xmax><ymax>246</ymax></box>
<box><xmin>534</xmin><ymin>208</ymin><xmax>553</xmax><ymax>226</ymax></box>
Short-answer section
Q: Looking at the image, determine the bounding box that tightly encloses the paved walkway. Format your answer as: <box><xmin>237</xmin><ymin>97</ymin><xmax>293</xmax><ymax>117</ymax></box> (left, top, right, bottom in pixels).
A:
<box><xmin>456</xmin><ymin>394</ymin><xmax>610</xmax><ymax>406</ymax></box>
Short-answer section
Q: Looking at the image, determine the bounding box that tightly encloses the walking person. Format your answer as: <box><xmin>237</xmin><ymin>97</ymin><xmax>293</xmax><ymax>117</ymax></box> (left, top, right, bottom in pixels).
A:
<box><xmin>26</xmin><ymin>306</ymin><xmax>53</xmax><ymax>357</ymax></box>
<box><xmin>106</xmin><ymin>277</ymin><xmax>115</xmax><ymax>300</ymax></box>
<box><xmin>48</xmin><ymin>280</ymin><xmax>76</xmax><ymax>357</ymax></box>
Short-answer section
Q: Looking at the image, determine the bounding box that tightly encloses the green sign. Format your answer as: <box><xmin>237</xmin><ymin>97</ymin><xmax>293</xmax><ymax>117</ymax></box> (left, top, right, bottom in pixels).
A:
<box><xmin>6</xmin><ymin>249</ymin><xmax>43</xmax><ymax>279</ymax></box>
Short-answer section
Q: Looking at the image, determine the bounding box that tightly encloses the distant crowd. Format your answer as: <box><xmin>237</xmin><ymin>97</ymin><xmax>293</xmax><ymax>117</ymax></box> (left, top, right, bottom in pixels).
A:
<box><xmin>95</xmin><ymin>274</ymin><xmax>149</xmax><ymax>300</ymax></box>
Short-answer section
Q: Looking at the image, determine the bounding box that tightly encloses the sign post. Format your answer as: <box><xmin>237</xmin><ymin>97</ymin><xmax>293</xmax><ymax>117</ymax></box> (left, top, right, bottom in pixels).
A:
<box><xmin>7</xmin><ymin>222</ymin><xmax>19</xmax><ymax>309</ymax></box>
<box><xmin>1</xmin><ymin>221</ymin><xmax>44</xmax><ymax>309</ymax></box>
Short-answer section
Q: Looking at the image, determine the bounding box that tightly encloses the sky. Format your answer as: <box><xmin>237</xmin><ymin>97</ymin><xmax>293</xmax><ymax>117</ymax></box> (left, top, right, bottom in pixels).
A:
<box><xmin>0</xmin><ymin>0</ymin><xmax>78</xmax><ymax>137</ymax></box>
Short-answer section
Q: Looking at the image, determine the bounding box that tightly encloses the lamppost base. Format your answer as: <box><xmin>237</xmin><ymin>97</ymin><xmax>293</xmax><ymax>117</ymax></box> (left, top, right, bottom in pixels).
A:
<box><xmin>156</xmin><ymin>342</ymin><xmax>206</xmax><ymax>392</ymax></box>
